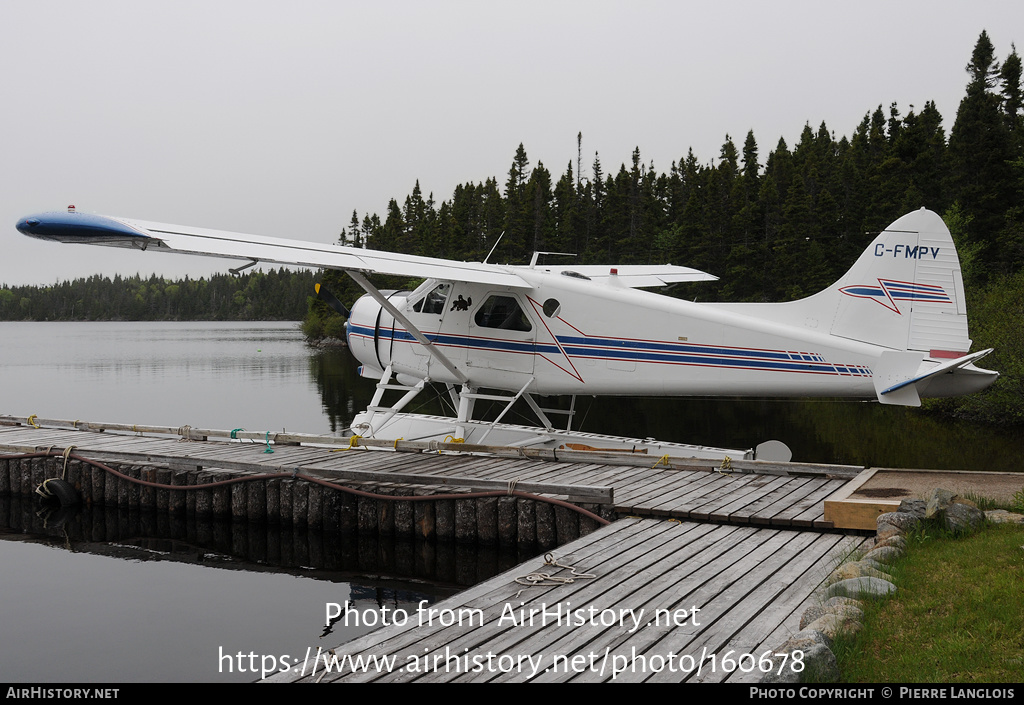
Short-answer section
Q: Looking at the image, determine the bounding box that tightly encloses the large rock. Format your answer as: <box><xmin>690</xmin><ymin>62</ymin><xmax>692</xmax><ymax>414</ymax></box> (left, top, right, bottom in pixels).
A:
<box><xmin>803</xmin><ymin>614</ymin><xmax>863</xmax><ymax>642</ymax></box>
<box><xmin>826</xmin><ymin>576</ymin><xmax>897</xmax><ymax>600</ymax></box>
<box><xmin>862</xmin><ymin>545</ymin><xmax>903</xmax><ymax>564</ymax></box>
<box><xmin>858</xmin><ymin>557</ymin><xmax>890</xmax><ymax>572</ymax></box>
<box><xmin>898</xmin><ymin>498</ymin><xmax>927</xmax><ymax>518</ymax></box>
<box><xmin>800</xmin><ymin>603</ymin><xmax>865</xmax><ymax>631</ymax></box>
<box><xmin>760</xmin><ymin>642</ymin><xmax>838</xmax><ymax>683</ymax></box>
<box><xmin>873</xmin><ymin>535</ymin><xmax>908</xmax><ymax>552</ymax></box>
<box><xmin>944</xmin><ymin>501</ymin><xmax>986</xmax><ymax>534</ymax></box>
<box><xmin>877</xmin><ymin>511</ymin><xmax>922</xmax><ymax>533</ymax></box>
<box><xmin>760</xmin><ymin>630</ymin><xmax>837</xmax><ymax>683</ymax></box>
<box><xmin>985</xmin><ymin>509</ymin><xmax>1024</xmax><ymax>525</ymax></box>
<box><xmin>823</xmin><ymin>596</ymin><xmax>864</xmax><ymax>611</ymax></box>
<box><xmin>875</xmin><ymin>522</ymin><xmax>904</xmax><ymax>541</ymax></box>
<box><xmin>824</xmin><ymin>561</ymin><xmax>892</xmax><ymax>586</ymax></box>
<box><xmin>925</xmin><ymin>489</ymin><xmax>957</xmax><ymax>519</ymax></box>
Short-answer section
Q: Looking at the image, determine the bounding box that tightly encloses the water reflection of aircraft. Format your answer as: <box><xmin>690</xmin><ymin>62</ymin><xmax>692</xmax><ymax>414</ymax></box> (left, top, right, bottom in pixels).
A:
<box><xmin>16</xmin><ymin>207</ymin><xmax>996</xmax><ymax>461</ymax></box>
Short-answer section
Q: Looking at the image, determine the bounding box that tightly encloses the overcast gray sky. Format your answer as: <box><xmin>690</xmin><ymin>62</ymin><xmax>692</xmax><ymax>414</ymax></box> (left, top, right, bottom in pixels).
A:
<box><xmin>3</xmin><ymin>0</ymin><xmax>1022</xmax><ymax>286</ymax></box>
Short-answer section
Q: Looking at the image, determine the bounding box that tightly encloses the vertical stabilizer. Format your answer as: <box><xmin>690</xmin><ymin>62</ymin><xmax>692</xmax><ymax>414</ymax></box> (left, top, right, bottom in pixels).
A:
<box><xmin>828</xmin><ymin>208</ymin><xmax>970</xmax><ymax>353</ymax></box>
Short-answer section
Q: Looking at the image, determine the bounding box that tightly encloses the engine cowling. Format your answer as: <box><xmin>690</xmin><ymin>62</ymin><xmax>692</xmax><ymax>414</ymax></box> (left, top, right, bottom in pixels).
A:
<box><xmin>345</xmin><ymin>290</ymin><xmax>411</xmax><ymax>379</ymax></box>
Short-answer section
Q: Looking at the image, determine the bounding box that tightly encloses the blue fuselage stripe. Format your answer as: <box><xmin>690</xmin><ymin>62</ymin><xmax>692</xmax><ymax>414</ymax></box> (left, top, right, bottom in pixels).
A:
<box><xmin>348</xmin><ymin>324</ymin><xmax>871</xmax><ymax>376</ymax></box>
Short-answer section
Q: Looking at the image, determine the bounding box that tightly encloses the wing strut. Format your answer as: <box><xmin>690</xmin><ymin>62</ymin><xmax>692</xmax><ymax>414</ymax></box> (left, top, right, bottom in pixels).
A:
<box><xmin>345</xmin><ymin>270</ymin><xmax>469</xmax><ymax>386</ymax></box>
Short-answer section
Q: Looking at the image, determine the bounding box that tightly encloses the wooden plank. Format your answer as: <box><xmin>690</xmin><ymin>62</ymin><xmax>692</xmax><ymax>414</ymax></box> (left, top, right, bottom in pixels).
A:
<box><xmin>655</xmin><ymin>469</ymin><xmax>740</xmax><ymax>504</ymax></box>
<box><xmin>743</xmin><ymin>477</ymin><xmax>816</xmax><ymax>526</ymax></box>
<box><xmin>676</xmin><ymin>474</ymin><xmax>769</xmax><ymax>521</ymax></box>
<box><xmin>769</xmin><ymin>479</ymin><xmax>841</xmax><ymax>527</ymax></box>
<box><xmin>789</xmin><ymin>479</ymin><xmax>848</xmax><ymax>527</ymax></box>
<box><xmin>622</xmin><ymin>470</ymin><xmax>725</xmax><ymax>516</ymax></box>
<box><xmin>699</xmin><ymin>474</ymin><xmax>796</xmax><ymax>524</ymax></box>
<box><xmin>0</xmin><ymin>430</ymin><xmax>90</xmax><ymax>450</ymax></box>
<box><xmin>484</xmin><ymin>461</ymin><xmax>610</xmax><ymax>488</ymax></box>
<box><xmin>610</xmin><ymin>468</ymin><xmax>707</xmax><ymax>509</ymax></box>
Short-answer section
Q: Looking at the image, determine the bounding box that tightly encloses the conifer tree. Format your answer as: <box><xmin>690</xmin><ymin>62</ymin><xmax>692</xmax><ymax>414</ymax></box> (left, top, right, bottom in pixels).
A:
<box><xmin>949</xmin><ymin>31</ymin><xmax>1015</xmax><ymax>278</ymax></box>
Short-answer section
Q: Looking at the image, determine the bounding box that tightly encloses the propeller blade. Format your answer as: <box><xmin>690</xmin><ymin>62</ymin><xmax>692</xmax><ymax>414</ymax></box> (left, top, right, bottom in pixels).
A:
<box><xmin>315</xmin><ymin>283</ymin><xmax>350</xmax><ymax>318</ymax></box>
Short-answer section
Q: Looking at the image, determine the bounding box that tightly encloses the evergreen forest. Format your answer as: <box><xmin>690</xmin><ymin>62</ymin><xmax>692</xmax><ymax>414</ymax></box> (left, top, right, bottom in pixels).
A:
<box><xmin>0</xmin><ymin>268</ymin><xmax>316</xmax><ymax>321</ymax></box>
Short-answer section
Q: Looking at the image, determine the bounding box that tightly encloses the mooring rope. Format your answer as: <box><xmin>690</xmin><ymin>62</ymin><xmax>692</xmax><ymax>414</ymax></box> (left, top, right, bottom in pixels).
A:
<box><xmin>514</xmin><ymin>552</ymin><xmax>597</xmax><ymax>598</ymax></box>
<box><xmin>61</xmin><ymin>445</ymin><xmax>75</xmax><ymax>480</ymax></box>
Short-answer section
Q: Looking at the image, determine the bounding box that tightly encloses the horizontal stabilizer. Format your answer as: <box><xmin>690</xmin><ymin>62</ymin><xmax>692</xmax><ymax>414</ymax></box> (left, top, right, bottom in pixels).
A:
<box><xmin>873</xmin><ymin>351</ymin><xmax>925</xmax><ymax>406</ymax></box>
<box><xmin>874</xmin><ymin>349</ymin><xmax>994</xmax><ymax>406</ymax></box>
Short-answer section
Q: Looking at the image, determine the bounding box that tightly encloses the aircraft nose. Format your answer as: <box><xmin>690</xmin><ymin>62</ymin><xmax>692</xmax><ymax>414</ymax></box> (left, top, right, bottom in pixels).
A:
<box><xmin>16</xmin><ymin>216</ymin><xmax>41</xmax><ymax>235</ymax></box>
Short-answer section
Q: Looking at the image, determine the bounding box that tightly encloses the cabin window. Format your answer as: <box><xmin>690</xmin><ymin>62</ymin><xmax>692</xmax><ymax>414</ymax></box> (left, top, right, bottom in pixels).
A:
<box><xmin>542</xmin><ymin>298</ymin><xmax>561</xmax><ymax>318</ymax></box>
<box><xmin>412</xmin><ymin>282</ymin><xmax>450</xmax><ymax>314</ymax></box>
<box><xmin>474</xmin><ymin>295</ymin><xmax>532</xmax><ymax>332</ymax></box>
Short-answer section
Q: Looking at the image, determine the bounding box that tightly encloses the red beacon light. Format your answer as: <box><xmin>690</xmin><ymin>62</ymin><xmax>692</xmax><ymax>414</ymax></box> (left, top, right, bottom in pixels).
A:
<box><xmin>67</xmin><ymin>205</ymin><xmax>76</xmax><ymax>213</ymax></box>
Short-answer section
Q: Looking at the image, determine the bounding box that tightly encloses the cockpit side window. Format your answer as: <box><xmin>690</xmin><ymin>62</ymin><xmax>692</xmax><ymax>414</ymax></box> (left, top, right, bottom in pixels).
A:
<box><xmin>412</xmin><ymin>282</ymin><xmax>450</xmax><ymax>314</ymax></box>
<box><xmin>474</xmin><ymin>295</ymin><xmax>532</xmax><ymax>332</ymax></box>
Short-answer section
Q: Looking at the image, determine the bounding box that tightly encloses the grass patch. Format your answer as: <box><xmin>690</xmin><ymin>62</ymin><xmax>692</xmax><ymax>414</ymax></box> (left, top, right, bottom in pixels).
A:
<box><xmin>835</xmin><ymin>522</ymin><xmax>1024</xmax><ymax>682</ymax></box>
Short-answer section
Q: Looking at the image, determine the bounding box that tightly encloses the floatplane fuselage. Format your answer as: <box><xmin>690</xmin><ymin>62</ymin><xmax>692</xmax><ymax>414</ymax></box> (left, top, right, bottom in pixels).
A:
<box><xmin>15</xmin><ymin>206</ymin><xmax>998</xmax><ymax>461</ymax></box>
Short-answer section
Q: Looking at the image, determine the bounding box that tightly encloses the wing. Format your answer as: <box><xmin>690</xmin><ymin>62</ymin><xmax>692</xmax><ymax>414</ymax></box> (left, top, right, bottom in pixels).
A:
<box><xmin>16</xmin><ymin>210</ymin><xmax>530</xmax><ymax>287</ymax></box>
<box><xmin>16</xmin><ymin>210</ymin><xmax>718</xmax><ymax>288</ymax></box>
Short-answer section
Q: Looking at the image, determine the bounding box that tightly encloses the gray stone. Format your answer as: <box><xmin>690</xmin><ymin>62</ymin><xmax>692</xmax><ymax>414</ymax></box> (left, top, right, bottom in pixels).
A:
<box><xmin>877</xmin><ymin>511</ymin><xmax>922</xmax><ymax>532</ymax></box>
<box><xmin>858</xmin><ymin>557</ymin><xmax>889</xmax><ymax>572</ymax></box>
<box><xmin>823</xmin><ymin>596</ymin><xmax>863</xmax><ymax>611</ymax></box>
<box><xmin>898</xmin><ymin>498</ymin><xmax>927</xmax><ymax>518</ymax></box>
<box><xmin>800</xmin><ymin>603</ymin><xmax>864</xmax><ymax>630</ymax></box>
<box><xmin>873</xmin><ymin>535</ymin><xmax>908</xmax><ymax>552</ymax></box>
<box><xmin>799</xmin><ymin>643</ymin><xmax>841</xmax><ymax>682</ymax></box>
<box><xmin>862</xmin><ymin>545</ymin><xmax>903</xmax><ymax>564</ymax></box>
<box><xmin>824</xmin><ymin>561</ymin><xmax>892</xmax><ymax>586</ymax></box>
<box><xmin>826</xmin><ymin>576</ymin><xmax>897</xmax><ymax>600</ymax></box>
<box><xmin>876</xmin><ymin>522</ymin><xmax>904</xmax><ymax>541</ymax></box>
<box><xmin>781</xmin><ymin>628</ymin><xmax>833</xmax><ymax>651</ymax></box>
<box><xmin>925</xmin><ymin>488</ymin><xmax>957</xmax><ymax>519</ymax></box>
<box><xmin>804</xmin><ymin>614</ymin><xmax>863</xmax><ymax>642</ymax></box>
<box><xmin>944</xmin><ymin>502</ymin><xmax>986</xmax><ymax>534</ymax></box>
<box><xmin>759</xmin><ymin>643</ymin><xmax>838</xmax><ymax>683</ymax></box>
<box><xmin>985</xmin><ymin>509</ymin><xmax>1024</xmax><ymax>524</ymax></box>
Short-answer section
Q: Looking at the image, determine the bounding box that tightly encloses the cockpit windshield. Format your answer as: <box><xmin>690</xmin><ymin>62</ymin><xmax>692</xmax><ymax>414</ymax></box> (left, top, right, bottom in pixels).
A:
<box><xmin>412</xmin><ymin>282</ymin><xmax>450</xmax><ymax>314</ymax></box>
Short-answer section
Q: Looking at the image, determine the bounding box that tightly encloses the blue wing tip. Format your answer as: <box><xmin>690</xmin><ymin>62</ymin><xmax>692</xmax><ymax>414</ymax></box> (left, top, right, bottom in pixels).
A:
<box><xmin>16</xmin><ymin>210</ymin><xmax>153</xmax><ymax>243</ymax></box>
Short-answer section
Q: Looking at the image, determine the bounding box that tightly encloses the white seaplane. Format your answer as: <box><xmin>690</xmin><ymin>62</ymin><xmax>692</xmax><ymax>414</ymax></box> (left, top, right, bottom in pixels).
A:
<box><xmin>16</xmin><ymin>206</ymin><xmax>997</xmax><ymax>462</ymax></box>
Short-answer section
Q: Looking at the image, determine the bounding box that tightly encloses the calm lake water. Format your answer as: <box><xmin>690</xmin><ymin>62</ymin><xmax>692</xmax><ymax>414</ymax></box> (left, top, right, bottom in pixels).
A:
<box><xmin>1</xmin><ymin>321</ymin><xmax>1020</xmax><ymax>682</ymax></box>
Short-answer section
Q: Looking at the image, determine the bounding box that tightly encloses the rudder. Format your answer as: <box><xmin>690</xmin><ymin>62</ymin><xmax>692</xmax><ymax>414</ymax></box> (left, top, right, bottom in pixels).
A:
<box><xmin>828</xmin><ymin>208</ymin><xmax>970</xmax><ymax>355</ymax></box>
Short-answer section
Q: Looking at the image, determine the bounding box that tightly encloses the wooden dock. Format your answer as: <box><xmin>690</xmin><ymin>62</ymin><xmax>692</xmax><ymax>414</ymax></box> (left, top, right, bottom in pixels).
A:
<box><xmin>265</xmin><ymin>517</ymin><xmax>865</xmax><ymax>683</ymax></box>
<box><xmin>0</xmin><ymin>418</ymin><xmax>857</xmax><ymax>530</ymax></box>
<box><xmin>1</xmin><ymin>417</ymin><xmax>871</xmax><ymax>683</ymax></box>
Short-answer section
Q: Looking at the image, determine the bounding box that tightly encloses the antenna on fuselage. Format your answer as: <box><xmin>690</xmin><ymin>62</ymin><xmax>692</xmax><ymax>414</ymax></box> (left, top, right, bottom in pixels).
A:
<box><xmin>483</xmin><ymin>231</ymin><xmax>505</xmax><ymax>264</ymax></box>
